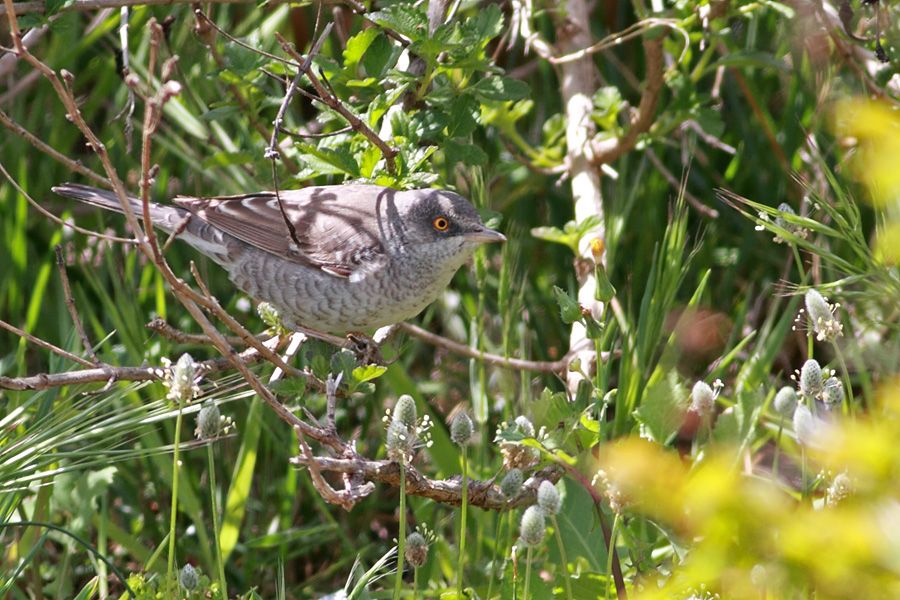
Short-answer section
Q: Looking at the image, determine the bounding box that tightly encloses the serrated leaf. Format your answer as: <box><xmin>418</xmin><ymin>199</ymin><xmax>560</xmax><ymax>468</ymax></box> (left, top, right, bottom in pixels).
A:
<box><xmin>460</xmin><ymin>4</ymin><xmax>504</xmax><ymax>46</ymax></box>
<box><xmin>447</xmin><ymin>94</ymin><xmax>480</xmax><ymax>137</ymax></box>
<box><xmin>634</xmin><ymin>370</ymin><xmax>687</xmax><ymax>443</ymax></box>
<box><xmin>368</xmin><ymin>6</ymin><xmax>429</xmax><ymax>42</ymax></box>
<box><xmin>470</xmin><ymin>76</ymin><xmax>530</xmax><ymax>102</ymax></box>
<box><xmin>223</xmin><ymin>40</ymin><xmax>265</xmax><ymax>76</ymax></box>
<box><xmin>295</xmin><ymin>144</ymin><xmax>360</xmax><ymax>177</ymax></box>
<box><xmin>553</xmin><ymin>286</ymin><xmax>583</xmax><ymax>324</ymax></box>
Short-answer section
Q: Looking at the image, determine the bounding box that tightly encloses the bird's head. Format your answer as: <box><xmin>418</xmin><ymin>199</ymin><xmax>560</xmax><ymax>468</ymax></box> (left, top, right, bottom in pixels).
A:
<box><xmin>391</xmin><ymin>189</ymin><xmax>506</xmax><ymax>251</ymax></box>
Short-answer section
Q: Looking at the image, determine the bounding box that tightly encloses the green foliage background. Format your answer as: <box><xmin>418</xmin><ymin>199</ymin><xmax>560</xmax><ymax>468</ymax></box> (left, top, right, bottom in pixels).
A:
<box><xmin>1</xmin><ymin>0</ymin><xmax>899</xmax><ymax>598</ymax></box>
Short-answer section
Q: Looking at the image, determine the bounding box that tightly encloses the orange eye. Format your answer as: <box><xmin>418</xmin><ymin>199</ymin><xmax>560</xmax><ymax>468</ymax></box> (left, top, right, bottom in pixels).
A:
<box><xmin>432</xmin><ymin>216</ymin><xmax>450</xmax><ymax>232</ymax></box>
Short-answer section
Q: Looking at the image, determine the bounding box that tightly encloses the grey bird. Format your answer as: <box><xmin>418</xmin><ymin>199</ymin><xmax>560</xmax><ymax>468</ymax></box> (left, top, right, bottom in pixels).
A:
<box><xmin>53</xmin><ymin>183</ymin><xmax>505</xmax><ymax>334</ymax></box>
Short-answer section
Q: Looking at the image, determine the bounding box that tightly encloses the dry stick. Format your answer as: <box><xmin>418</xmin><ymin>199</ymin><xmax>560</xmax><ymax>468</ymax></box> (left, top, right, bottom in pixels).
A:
<box><xmin>267</xmin><ymin>20</ymin><xmax>334</xmax><ymax>251</ymax></box>
<box><xmin>275</xmin><ymin>32</ymin><xmax>399</xmax><ymax>174</ymax></box>
<box><xmin>0</xmin><ymin>0</ymin><xmax>295</xmax><ymax>16</ymax></box>
<box><xmin>54</xmin><ymin>245</ymin><xmax>101</xmax><ymax>364</ymax></box>
<box><xmin>0</xmin><ymin>107</ymin><xmax>110</xmax><ymax>186</ymax></box>
<box><xmin>0</xmin><ymin>339</ymin><xmax>288</xmax><ymax>391</ymax></box>
<box><xmin>146</xmin><ymin>317</ymin><xmax>254</xmax><ymax>347</ymax></box>
<box><xmin>290</xmin><ymin>453</ymin><xmax>563</xmax><ymax>511</ymax></box>
<box><xmin>0</xmin><ymin>319</ymin><xmax>96</xmax><ymax>368</ymax></box>
<box><xmin>644</xmin><ymin>148</ymin><xmax>718</xmax><ymax>219</ymax></box>
<box><xmin>3</xmin><ymin>0</ymin><xmax>147</xmax><ymax>250</ymax></box>
<box><xmin>397</xmin><ymin>322</ymin><xmax>601</xmax><ymax>374</ymax></box>
<box><xmin>0</xmin><ymin>159</ymin><xmax>133</xmax><ymax>244</ymax></box>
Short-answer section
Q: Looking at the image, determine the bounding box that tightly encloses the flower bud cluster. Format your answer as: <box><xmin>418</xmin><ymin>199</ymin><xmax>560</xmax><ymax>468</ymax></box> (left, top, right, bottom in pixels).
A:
<box><xmin>794</xmin><ymin>289</ymin><xmax>843</xmax><ymax>342</ymax></box>
<box><xmin>194</xmin><ymin>400</ymin><xmax>236</xmax><ymax>440</ymax></box>
<box><xmin>383</xmin><ymin>395</ymin><xmax>433</xmax><ymax>463</ymax></box>
<box><xmin>162</xmin><ymin>353</ymin><xmax>201</xmax><ymax>405</ymax></box>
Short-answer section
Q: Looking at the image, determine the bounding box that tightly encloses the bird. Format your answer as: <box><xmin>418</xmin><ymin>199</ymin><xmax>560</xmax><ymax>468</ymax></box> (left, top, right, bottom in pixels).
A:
<box><xmin>53</xmin><ymin>183</ymin><xmax>505</xmax><ymax>334</ymax></box>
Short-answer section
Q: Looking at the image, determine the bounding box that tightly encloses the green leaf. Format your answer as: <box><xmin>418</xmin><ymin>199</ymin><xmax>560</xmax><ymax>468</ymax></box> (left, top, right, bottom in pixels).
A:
<box><xmin>553</xmin><ymin>286</ymin><xmax>583</xmax><ymax>324</ymax></box>
<box><xmin>470</xmin><ymin>76</ymin><xmax>530</xmax><ymax>102</ymax></box>
<box><xmin>200</xmin><ymin>105</ymin><xmax>242</xmax><ymax>122</ymax></box>
<box><xmin>531</xmin><ymin>215</ymin><xmax>603</xmax><ymax>254</ymax></box>
<box><xmin>221</xmin><ymin>395</ymin><xmax>263</xmax><ymax>560</ymax></box>
<box><xmin>362</xmin><ymin>32</ymin><xmax>397</xmax><ymax>77</ymax></box>
<box><xmin>45</xmin><ymin>0</ymin><xmax>74</xmax><ymax>17</ymax></box>
<box><xmin>352</xmin><ymin>364</ymin><xmax>388</xmax><ymax>383</ymax></box>
<box><xmin>368</xmin><ymin>6</ymin><xmax>429</xmax><ymax>42</ymax></box>
<box><xmin>444</xmin><ymin>138</ymin><xmax>487</xmax><ymax>166</ymax></box>
<box><xmin>295</xmin><ymin>144</ymin><xmax>360</xmax><ymax>177</ymax></box>
<box><xmin>634</xmin><ymin>370</ymin><xmax>687</xmax><ymax>444</ymax></box>
<box><xmin>447</xmin><ymin>94</ymin><xmax>480</xmax><ymax>138</ymax></box>
<box><xmin>223</xmin><ymin>40</ymin><xmax>265</xmax><ymax>76</ymax></box>
<box><xmin>343</xmin><ymin>28</ymin><xmax>380</xmax><ymax>68</ymax></box>
<box><xmin>459</xmin><ymin>4</ymin><xmax>504</xmax><ymax>47</ymax></box>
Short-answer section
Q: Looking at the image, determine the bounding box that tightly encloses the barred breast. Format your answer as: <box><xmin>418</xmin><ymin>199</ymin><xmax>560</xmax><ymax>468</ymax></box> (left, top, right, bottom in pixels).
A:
<box><xmin>226</xmin><ymin>241</ymin><xmax>475</xmax><ymax>333</ymax></box>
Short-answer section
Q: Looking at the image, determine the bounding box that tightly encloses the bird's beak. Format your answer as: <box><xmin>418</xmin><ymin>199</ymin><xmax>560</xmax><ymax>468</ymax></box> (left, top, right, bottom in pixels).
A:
<box><xmin>464</xmin><ymin>227</ymin><xmax>506</xmax><ymax>244</ymax></box>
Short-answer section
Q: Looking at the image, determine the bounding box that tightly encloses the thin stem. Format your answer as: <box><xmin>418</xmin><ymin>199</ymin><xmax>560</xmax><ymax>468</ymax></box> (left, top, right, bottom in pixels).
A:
<box><xmin>551</xmin><ymin>515</ymin><xmax>573</xmax><ymax>600</ymax></box>
<box><xmin>207</xmin><ymin>443</ymin><xmax>228</xmax><ymax>598</ymax></box>
<box><xmin>772</xmin><ymin>418</ymin><xmax>784</xmax><ymax>479</ymax></box>
<box><xmin>394</xmin><ymin>465</ymin><xmax>407</xmax><ymax>600</ymax></box>
<box><xmin>167</xmin><ymin>405</ymin><xmax>184</xmax><ymax>594</ymax></box>
<box><xmin>413</xmin><ymin>566</ymin><xmax>419</xmax><ymax>600</ymax></box>
<box><xmin>457</xmin><ymin>447</ymin><xmax>469</xmax><ymax>597</ymax></box>
<box><xmin>523</xmin><ymin>546</ymin><xmax>533</xmax><ymax>600</ymax></box>
<box><xmin>605</xmin><ymin>513</ymin><xmax>621</xmax><ymax>600</ymax></box>
<box><xmin>485</xmin><ymin>510</ymin><xmax>505</xmax><ymax>600</ymax></box>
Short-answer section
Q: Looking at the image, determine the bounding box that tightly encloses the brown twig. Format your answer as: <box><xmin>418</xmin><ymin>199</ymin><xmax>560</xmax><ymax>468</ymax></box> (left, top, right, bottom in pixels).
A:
<box><xmin>0</xmin><ymin>108</ymin><xmax>110</xmax><ymax>186</ymax></box>
<box><xmin>0</xmin><ymin>319</ymin><xmax>96</xmax><ymax>368</ymax></box>
<box><xmin>146</xmin><ymin>318</ymin><xmax>252</xmax><ymax>347</ymax></box>
<box><xmin>0</xmin><ymin>338</ymin><xmax>288</xmax><ymax>391</ymax></box>
<box><xmin>290</xmin><ymin>452</ymin><xmax>563</xmax><ymax>511</ymax></box>
<box><xmin>397</xmin><ymin>322</ymin><xmax>604</xmax><ymax>373</ymax></box>
<box><xmin>590</xmin><ymin>38</ymin><xmax>664</xmax><ymax>166</ymax></box>
<box><xmin>0</xmin><ymin>159</ymin><xmax>132</xmax><ymax>244</ymax></box>
<box><xmin>54</xmin><ymin>245</ymin><xmax>100</xmax><ymax>364</ymax></box>
<box><xmin>644</xmin><ymin>148</ymin><xmax>718</xmax><ymax>219</ymax></box>
<box><xmin>0</xmin><ymin>0</ymin><xmax>301</xmax><ymax>16</ymax></box>
<box><xmin>275</xmin><ymin>32</ymin><xmax>399</xmax><ymax>174</ymax></box>
<box><xmin>267</xmin><ymin>20</ymin><xmax>333</xmax><ymax>251</ymax></box>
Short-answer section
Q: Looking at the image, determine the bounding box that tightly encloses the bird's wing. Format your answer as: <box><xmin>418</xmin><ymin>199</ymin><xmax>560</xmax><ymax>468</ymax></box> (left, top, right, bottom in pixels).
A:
<box><xmin>174</xmin><ymin>186</ymin><xmax>390</xmax><ymax>279</ymax></box>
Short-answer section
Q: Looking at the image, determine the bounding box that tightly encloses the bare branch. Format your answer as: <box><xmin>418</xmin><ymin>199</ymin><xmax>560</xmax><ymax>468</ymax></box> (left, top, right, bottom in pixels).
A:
<box><xmin>0</xmin><ymin>159</ymin><xmax>131</xmax><ymax>244</ymax></box>
<box><xmin>0</xmin><ymin>108</ymin><xmax>110</xmax><ymax>187</ymax></box>
<box><xmin>146</xmin><ymin>318</ymin><xmax>253</xmax><ymax>347</ymax></box>
<box><xmin>0</xmin><ymin>0</ymin><xmax>300</xmax><ymax>17</ymax></box>
<box><xmin>590</xmin><ymin>38</ymin><xmax>664</xmax><ymax>166</ymax></box>
<box><xmin>0</xmin><ymin>338</ymin><xmax>288</xmax><ymax>391</ymax></box>
<box><xmin>397</xmin><ymin>322</ymin><xmax>602</xmax><ymax>374</ymax></box>
<box><xmin>0</xmin><ymin>318</ymin><xmax>96</xmax><ymax>368</ymax></box>
<box><xmin>54</xmin><ymin>245</ymin><xmax>100</xmax><ymax>364</ymax></box>
<box><xmin>275</xmin><ymin>32</ymin><xmax>399</xmax><ymax>174</ymax></box>
<box><xmin>290</xmin><ymin>452</ymin><xmax>563</xmax><ymax>511</ymax></box>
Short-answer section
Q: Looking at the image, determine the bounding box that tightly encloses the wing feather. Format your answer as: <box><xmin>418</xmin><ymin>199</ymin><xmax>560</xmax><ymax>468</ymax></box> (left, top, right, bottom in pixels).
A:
<box><xmin>174</xmin><ymin>185</ymin><xmax>393</xmax><ymax>279</ymax></box>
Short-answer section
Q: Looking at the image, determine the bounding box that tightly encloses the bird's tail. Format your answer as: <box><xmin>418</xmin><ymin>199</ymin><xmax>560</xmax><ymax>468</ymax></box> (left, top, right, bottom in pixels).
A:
<box><xmin>53</xmin><ymin>183</ymin><xmax>187</xmax><ymax>233</ymax></box>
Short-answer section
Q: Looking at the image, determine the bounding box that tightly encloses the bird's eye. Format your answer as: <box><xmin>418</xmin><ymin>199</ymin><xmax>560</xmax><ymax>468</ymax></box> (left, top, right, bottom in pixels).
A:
<box><xmin>432</xmin><ymin>216</ymin><xmax>450</xmax><ymax>232</ymax></box>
